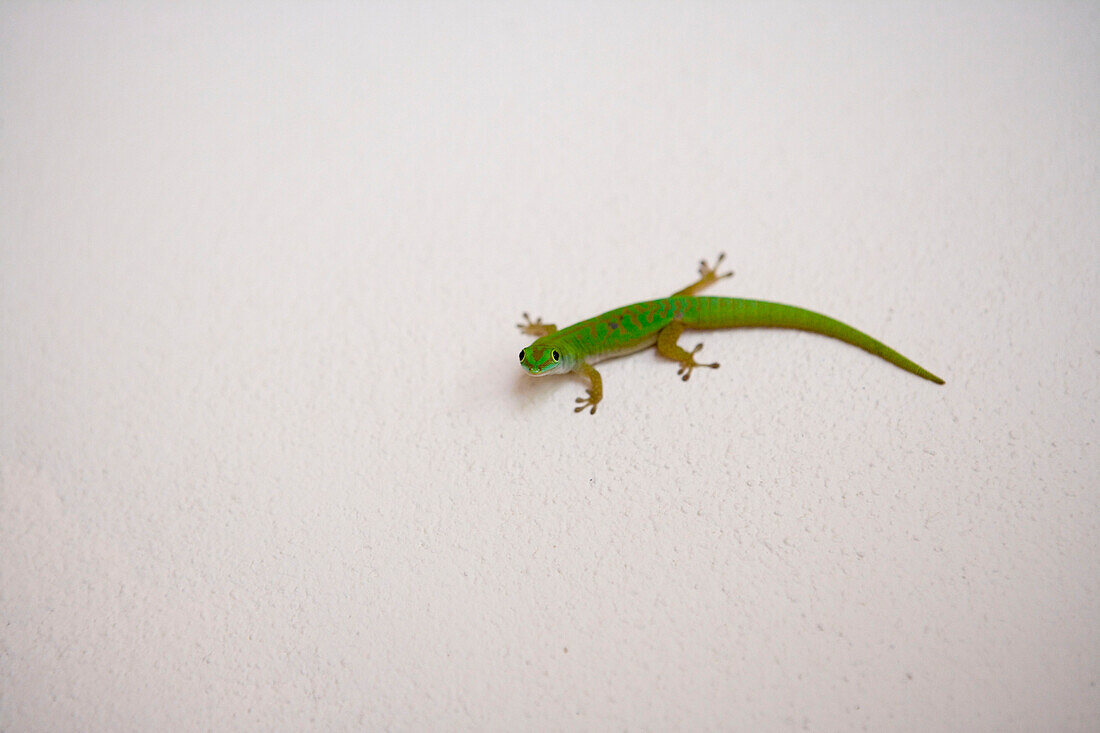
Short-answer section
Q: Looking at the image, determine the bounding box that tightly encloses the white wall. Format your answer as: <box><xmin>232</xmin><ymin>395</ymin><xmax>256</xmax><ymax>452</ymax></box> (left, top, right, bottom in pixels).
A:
<box><xmin>2</xmin><ymin>2</ymin><xmax>1097</xmax><ymax>730</ymax></box>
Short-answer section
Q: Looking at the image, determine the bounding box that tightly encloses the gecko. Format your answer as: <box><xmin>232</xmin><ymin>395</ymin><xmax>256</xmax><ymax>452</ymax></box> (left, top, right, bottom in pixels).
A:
<box><xmin>517</xmin><ymin>253</ymin><xmax>944</xmax><ymax>414</ymax></box>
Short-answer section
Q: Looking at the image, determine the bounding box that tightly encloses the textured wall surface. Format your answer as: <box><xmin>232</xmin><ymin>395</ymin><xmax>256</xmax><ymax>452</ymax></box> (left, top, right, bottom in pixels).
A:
<box><xmin>2</xmin><ymin>3</ymin><xmax>1097</xmax><ymax>730</ymax></box>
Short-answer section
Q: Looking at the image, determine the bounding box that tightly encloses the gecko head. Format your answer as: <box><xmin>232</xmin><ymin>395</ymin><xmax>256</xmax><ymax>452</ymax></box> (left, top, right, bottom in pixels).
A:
<box><xmin>519</xmin><ymin>344</ymin><xmax>568</xmax><ymax>376</ymax></box>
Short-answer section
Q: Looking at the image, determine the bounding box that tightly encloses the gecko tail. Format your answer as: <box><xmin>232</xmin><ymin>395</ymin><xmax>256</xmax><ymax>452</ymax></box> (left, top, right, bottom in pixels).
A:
<box><xmin>696</xmin><ymin>298</ymin><xmax>946</xmax><ymax>385</ymax></box>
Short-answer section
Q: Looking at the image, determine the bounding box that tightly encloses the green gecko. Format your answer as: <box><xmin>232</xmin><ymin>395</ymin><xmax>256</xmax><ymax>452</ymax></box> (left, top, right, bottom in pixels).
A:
<box><xmin>517</xmin><ymin>253</ymin><xmax>944</xmax><ymax>414</ymax></box>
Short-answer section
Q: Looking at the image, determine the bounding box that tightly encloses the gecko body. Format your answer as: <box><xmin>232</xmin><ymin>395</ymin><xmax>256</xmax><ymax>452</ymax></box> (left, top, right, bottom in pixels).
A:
<box><xmin>518</xmin><ymin>254</ymin><xmax>944</xmax><ymax>413</ymax></box>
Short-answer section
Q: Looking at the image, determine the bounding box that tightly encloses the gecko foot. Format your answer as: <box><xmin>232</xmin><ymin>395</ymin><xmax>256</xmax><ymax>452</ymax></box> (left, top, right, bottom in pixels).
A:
<box><xmin>516</xmin><ymin>312</ymin><xmax>557</xmax><ymax>337</ymax></box>
<box><xmin>676</xmin><ymin>343</ymin><xmax>720</xmax><ymax>381</ymax></box>
<box><xmin>698</xmin><ymin>252</ymin><xmax>734</xmax><ymax>284</ymax></box>
<box><xmin>574</xmin><ymin>389</ymin><xmax>599</xmax><ymax>415</ymax></box>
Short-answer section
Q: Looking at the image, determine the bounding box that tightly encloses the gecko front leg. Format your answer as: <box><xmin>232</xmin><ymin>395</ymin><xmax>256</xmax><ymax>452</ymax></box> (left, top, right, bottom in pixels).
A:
<box><xmin>573</xmin><ymin>362</ymin><xmax>603</xmax><ymax>414</ymax></box>
<box><xmin>516</xmin><ymin>312</ymin><xmax>557</xmax><ymax>337</ymax></box>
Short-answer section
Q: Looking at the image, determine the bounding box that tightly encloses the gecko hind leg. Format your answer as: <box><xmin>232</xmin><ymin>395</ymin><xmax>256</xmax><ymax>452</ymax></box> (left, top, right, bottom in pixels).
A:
<box><xmin>656</xmin><ymin>319</ymin><xmax>719</xmax><ymax>381</ymax></box>
<box><xmin>671</xmin><ymin>252</ymin><xmax>734</xmax><ymax>297</ymax></box>
<box><xmin>516</xmin><ymin>312</ymin><xmax>557</xmax><ymax>337</ymax></box>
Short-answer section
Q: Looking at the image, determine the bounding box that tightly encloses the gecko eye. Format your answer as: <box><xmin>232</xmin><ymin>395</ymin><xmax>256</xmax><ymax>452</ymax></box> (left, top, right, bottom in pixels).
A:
<box><xmin>519</xmin><ymin>349</ymin><xmax>526</xmax><ymax>363</ymax></box>
<box><xmin>552</xmin><ymin>350</ymin><xmax>560</xmax><ymax>361</ymax></box>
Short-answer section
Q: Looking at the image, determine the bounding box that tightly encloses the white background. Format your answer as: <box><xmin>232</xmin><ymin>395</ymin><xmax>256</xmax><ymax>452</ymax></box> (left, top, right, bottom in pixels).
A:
<box><xmin>2</xmin><ymin>2</ymin><xmax>1097</xmax><ymax>730</ymax></box>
